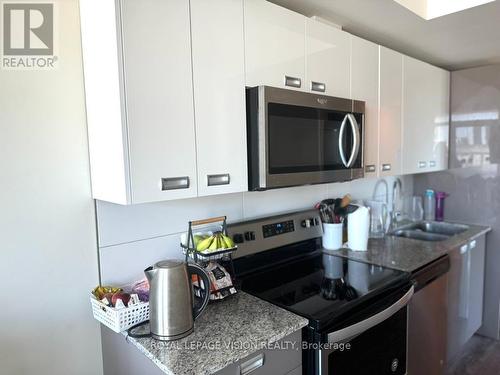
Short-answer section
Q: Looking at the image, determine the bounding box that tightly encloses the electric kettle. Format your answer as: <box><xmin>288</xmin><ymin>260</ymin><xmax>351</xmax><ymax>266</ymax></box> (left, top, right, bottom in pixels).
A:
<box><xmin>144</xmin><ymin>260</ymin><xmax>210</xmax><ymax>341</ymax></box>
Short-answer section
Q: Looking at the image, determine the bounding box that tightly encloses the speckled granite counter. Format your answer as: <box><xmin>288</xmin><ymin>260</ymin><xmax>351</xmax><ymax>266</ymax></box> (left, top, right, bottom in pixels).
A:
<box><xmin>124</xmin><ymin>291</ymin><xmax>308</xmax><ymax>375</ymax></box>
<box><xmin>326</xmin><ymin>222</ymin><xmax>491</xmax><ymax>272</ymax></box>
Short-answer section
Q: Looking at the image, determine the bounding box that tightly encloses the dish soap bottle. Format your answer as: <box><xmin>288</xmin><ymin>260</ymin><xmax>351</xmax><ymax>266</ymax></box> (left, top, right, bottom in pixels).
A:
<box><xmin>424</xmin><ymin>189</ymin><xmax>436</xmax><ymax>221</ymax></box>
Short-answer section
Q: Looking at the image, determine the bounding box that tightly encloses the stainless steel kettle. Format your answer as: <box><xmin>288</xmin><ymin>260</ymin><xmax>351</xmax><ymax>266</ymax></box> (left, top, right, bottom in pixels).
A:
<box><xmin>145</xmin><ymin>260</ymin><xmax>210</xmax><ymax>341</ymax></box>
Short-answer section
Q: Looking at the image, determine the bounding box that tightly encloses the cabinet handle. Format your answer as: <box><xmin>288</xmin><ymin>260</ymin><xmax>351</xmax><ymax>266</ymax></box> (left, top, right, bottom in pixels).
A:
<box><xmin>311</xmin><ymin>81</ymin><xmax>326</xmax><ymax>92</ymax></box>
<box><xmin>459</xmin><ymin>246</ymin><xmax>472</xmax><ymax>319</ymax></box>
<box><xmin>418</xmin><ymin>161</ymin><xmax>427</xmax><ymax>168</ymax></box>
<box><xmin>429</xmin><ymin>160</ymin><xmax>436</xmax><ymax>167</ymax></box>
<box><xmin>240</xmin><ymin>353</ymin><xmax>265</xmax><ymax>375</ymax></box>
<box><xmin>207</xmin><ymin>173</ymin><xmax>230</xmax><ymax>186</ymax></box>
<box><xmin>284</xmin><ymin>75</ymin><xmax>301</xmax><ymax>88</ymax></box>
<box><xmin>365</xmin><ymin>165</ymin><xmax>376</xmax><ymax>173</ymax></box>
<box><xmin>161</xmin><ymin>177</ymin><xmax>189</xmax><ymax>191</ymax></box>
<box><xmin>382</xmin><ymin>164</ymin><xmax>391</xmax><ymax>171</ymax></box>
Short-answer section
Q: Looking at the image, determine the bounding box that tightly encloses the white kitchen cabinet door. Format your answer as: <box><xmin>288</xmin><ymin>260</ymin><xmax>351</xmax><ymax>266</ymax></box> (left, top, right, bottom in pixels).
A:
<box><xmin>403</xmin><ymin>56</ymin><xmax>450</xmax><ymax>174</ymax></box>
<box><xmin>305</xmin><ymin>19</ymin><xmax>350</xmax><ymax>98</ymax></box>
<box><xmin>447</xmin><ymin>236</ymin><xmax>486</xmax><ymax>361</ymax></box>
<box><xmin>120</xmin><ymin>0</ymin><xmax>197</xmax><ymax>203</ymax></box>
<box><xmin>244</xmin><ymin>0</ymin><xmax>306</xmax><ymax>90</ymax></box>
<box><xmin>379</xmin><ymin>47</ymin><xmax>403</xmax><ymax>176</ymax></box>
<box><xmin>190</xmin><ymin>0</ymin><xmax>248</xmax><ymax>196</ymax></box>
<box><xmin>81</xmin><ymin>0</ymin><xmax>198</xmax><ymax>204</ymax></box>
<box><xmin>351</xmin><ymin>36</ymin><xmax>379</xmax><ymax>178</ymax></box>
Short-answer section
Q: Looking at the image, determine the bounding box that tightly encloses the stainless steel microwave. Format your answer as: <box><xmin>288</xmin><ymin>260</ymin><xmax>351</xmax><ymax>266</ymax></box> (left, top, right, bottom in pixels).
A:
<box><xmin>246</xmin><ymin>86</ymin><xmax>365</xmax><ymax>191</ymax></box>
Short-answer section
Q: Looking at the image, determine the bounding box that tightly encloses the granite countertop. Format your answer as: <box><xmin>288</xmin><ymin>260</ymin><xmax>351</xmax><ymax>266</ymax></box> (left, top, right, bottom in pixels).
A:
<box><xmin>124</xmin><ymin>291</ymin><xmax>308</xmax><ymax>375</ymax></box>
<box><xmin>326</xmin><ymin>222</ymin><xmax>491</xmax><ymax>272</ymax></box>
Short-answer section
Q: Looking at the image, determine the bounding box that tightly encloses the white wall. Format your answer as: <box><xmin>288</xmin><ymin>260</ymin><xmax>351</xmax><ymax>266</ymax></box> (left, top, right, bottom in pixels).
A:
<box><xmin>98</xmin><ymin>175</ymin><xmax>413</xmax><ymax>285</ymax></box>
<box><xmin>0</xmin><ymin>1</ymin><xmax>103</xmax><ymax>374</ymax></box>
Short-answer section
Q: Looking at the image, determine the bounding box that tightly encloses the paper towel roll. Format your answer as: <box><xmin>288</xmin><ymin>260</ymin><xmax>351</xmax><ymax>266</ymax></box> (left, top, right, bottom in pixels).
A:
<box><xmin>347</xmin><ymin>205</ymin><xmax>370</xmax><ymax>251</ymax></box>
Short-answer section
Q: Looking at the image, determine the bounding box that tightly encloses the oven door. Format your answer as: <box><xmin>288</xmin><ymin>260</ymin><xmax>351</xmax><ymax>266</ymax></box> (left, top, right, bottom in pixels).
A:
<box><xmin>317</xmin><ymin>284</ymin><xmax>414</xmax><ymax>375</ymax></box>
<box><xmin>247</xmin><ymin>86</ymin><xmax>365</xmax><ymax>190</ymax></box>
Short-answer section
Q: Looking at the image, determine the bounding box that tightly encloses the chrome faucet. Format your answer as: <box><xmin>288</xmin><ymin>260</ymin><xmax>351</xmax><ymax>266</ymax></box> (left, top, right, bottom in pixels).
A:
<box><xmin>372</xmin><ymin>179</ymin><xmax>390</xmax><ymax>233</ymax></box>
<box><xmin>389</xmin><ymin>178</ymin><xmax>403</xmax><ymax>232</ymax></box>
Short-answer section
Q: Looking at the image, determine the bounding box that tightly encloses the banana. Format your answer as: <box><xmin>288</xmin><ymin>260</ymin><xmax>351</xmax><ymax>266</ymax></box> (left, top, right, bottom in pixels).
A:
<box><xmin>196</xmin><ymin>236</ymin><xmax>214</xmax><ymax>251</ymax></box>
<box><xmin>221</xmin><ymin>234</ymin><xmax>235</xmax><ymax>248</ymax></box>
<box><xmin>193</xmin><ymin>234</ymin><xmax>205</xmax><ymax>247</ymax></box>
<box><xmin>208</xmin><ymin>236</ymin><xmax>219</xmax><ymax>251</ymax></box>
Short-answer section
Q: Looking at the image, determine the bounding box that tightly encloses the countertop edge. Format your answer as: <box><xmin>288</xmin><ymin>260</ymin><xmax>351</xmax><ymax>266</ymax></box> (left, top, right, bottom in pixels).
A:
<box><xmin>120</xmin><ymin>293</ymin><xmax>309</xmax><ymax>375</ymax></box>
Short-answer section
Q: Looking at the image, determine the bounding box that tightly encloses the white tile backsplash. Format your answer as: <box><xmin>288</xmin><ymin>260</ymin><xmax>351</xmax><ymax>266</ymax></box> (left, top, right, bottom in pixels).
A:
<box><xmin>97</xmin><ymin>192</ymin><xmax>243</xmax><ymax>247</ymax></box>
<box><xmin>97</xmin><ymin>176</ymin><xmax>413</xmax><ymax>283</ymax></box>
<box><xmin>241</xmin><ymin>184</ymin><xmax>329</xmax><ymax>219</ymax></box>
<box><xmin>99</xmin><ymin>234</ymin><xmax>183</xmax><ymax>285</ymax></box>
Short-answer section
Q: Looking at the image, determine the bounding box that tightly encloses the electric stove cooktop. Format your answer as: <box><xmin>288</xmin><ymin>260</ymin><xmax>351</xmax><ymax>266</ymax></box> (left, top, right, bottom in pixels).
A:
<box><xmin>238</xmin><ymin>248</ymin><xmax>410</xmax><ymax>331</ymax></box>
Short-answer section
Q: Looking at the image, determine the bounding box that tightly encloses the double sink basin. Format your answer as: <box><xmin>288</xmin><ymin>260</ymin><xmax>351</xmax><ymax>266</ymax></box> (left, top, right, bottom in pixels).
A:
<box><xmin>390</xmin><ymin>221</ymin><xmax>469</xmax><ymax>242</ymax></box>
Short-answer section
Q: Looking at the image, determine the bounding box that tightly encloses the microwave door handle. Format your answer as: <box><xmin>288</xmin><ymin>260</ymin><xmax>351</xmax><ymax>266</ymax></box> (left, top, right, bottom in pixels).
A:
<box><xmin>338</xmin><ymin>115</ymin><xmax>349</xmax><ymax>167</ymax></box>
<box><xmin>327</xmin><ymin>285</ymin><xmax>414</xmax><ymax>343</ymax></box>
<box><xmin>346</xmin><ymin>114</ymin><xmax>361</xmax><ymax>168</ymax></box>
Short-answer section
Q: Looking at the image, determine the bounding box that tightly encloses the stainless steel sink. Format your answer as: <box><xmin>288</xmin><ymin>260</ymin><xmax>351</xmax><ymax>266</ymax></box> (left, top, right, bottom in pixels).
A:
<box><xmin>390</xmin><ymin>221</ymin><xmax>469</xmax><ymax>242</ymax></box>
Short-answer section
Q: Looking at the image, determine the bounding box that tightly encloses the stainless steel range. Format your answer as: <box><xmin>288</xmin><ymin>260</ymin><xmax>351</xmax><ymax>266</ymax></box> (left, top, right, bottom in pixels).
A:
<box><xmin>228</xmin><ymin>209</ymin><xmax>414</xmax><ymax>375</ymax></box>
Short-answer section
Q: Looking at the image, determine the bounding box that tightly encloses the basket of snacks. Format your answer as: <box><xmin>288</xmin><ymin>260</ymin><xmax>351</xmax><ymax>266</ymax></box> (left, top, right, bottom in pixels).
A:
<box><xmin>90</xmin><ymin>280</ymin><xmax>149</xmax><ymax>333</ymax></box>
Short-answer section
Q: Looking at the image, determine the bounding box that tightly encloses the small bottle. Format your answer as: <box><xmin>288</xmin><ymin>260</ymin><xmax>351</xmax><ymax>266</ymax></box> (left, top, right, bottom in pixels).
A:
<box><xmin>435</xmin><ymin>192</ymin><xmax>449</xmax><ymax>221</ymax></box>
<box><xmin>424</xmin><ymin>189</ymin><xmax>436</xmax><ymax>221</ymax></box>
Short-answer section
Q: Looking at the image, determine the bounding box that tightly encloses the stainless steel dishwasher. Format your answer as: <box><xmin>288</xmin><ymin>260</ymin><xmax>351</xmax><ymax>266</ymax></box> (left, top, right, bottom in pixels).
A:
<box><xmin>408</xmin><ymin>255</ymin><xmax>450</xmax><ymax>375</ymax></box>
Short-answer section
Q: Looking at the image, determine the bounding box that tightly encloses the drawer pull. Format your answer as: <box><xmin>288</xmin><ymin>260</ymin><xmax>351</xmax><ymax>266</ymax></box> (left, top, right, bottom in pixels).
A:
<box><xmin>470</xmin><ymin>240</ymin><xmax>477</xmax><ymax>249</ymax></box>
<box><xmin>382</xmin><ymin>164</ymin><xmax>391</xmax><ymax>171</ymax></box>
<box><xmin>207</xmin><ymin>173</ymin><xmax>230</xmax><ymax>186</ymax></box>
<box><xmin>161</xmin><ymin>177</ymin><xmax>189</xmax><ymax>191</ymax></box>
<box><xmin>418</xmin><ymin>161</ymin><xmax>427</xmax><ymax>168</ymax></box>
<box><xmin>429</xmin><ymin>160</ymin><xmax>436</xmax><ymax>167</ymax></box>
<box><xmin>365</xmin><ymin>165</ymin><xmax>376</xmax><ymax>173</ymax></box>
<box><xmin>311</xmin><ymin>81</ymin><xmax>326</xmax><ymax>92</ymax></box>
<box><xmin>284</xmin><ymin>75</ymin><xmax>301</xmax><ymax>88</ymax></box>
<box><xmin>240</xmin><ymin>353</ymin><xmax>265</xmax><ymax>375</ymax></box>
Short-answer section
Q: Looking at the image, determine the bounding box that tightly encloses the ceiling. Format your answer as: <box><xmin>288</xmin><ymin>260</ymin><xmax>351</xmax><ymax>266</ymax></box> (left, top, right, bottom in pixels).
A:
<box><xmin>269</xmin><ymin>0</ymin><xmax>500</xmax><ymax>70</ymax></box>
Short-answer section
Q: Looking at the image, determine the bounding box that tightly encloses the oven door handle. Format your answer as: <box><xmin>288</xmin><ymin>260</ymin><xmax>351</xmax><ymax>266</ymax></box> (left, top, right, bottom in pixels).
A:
<box><xmin>346</xmin><ymin>114</ymin><xmax>360</xmax><ymax>168</ymax></box>
<box><xmin>327</xmin><ymin>285</ymin><xmax>414</xmax><ymax>343</ymax></box>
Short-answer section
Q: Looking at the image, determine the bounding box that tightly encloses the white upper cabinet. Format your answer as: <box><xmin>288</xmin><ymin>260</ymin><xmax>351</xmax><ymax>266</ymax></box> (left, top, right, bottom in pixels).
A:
<box><xmin>403</xmin><ymin>55</ymin><xmax>450</xmax><ymax>174</ymax></box>
<box><xmin>244</xmin><ymin>0</ymin><xmax>306</xmax><ymax>90</ymax></box>
<box><xmin>351</xmin><ymin>36</ymin><xmax>379</xmax><ymax>177</ymax></box>
<box><xmin>305</xmin><ymin>19</ymin><xmax>350</xmax><ymax>98</ymax></box>
<box><xmin>379</xmin><ymin>46</ymin><xmax>403</xmax><ymax>177</ymax></box>
<box><xmin>80</xmin><ymin>0</ymin><xmax>197</xmax><ymax>204</ymax></box>
<box><xmin>190</xmin><ymin>0</ymin><xmax>248</xmax><ymax>196</ymax></box>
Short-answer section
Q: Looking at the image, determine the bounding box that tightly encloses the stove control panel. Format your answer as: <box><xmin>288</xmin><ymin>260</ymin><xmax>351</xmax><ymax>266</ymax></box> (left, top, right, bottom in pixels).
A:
<box><xmin>263</xmin><ymin>220</ymin><xmax>294</xmax><ymax>238</ymax></box>
<box><xmin>227</xmin><ymin>209</ymin><xmax>323</xmax><ymax>259</ymax></box>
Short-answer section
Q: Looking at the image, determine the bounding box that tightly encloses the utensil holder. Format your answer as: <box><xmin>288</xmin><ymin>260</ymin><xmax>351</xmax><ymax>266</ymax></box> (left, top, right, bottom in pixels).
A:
<box><xmin>322</xmin><ymin>223</ymin><xmax>343</xmax><ymax>250</ymax></box>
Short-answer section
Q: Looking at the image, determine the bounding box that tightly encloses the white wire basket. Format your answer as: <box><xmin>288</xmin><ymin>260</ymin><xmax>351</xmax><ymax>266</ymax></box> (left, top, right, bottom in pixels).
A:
<box><xmin>90</xmin><ymin>295</ymin><xmax>149</xmax><ymax>333</ymax></box>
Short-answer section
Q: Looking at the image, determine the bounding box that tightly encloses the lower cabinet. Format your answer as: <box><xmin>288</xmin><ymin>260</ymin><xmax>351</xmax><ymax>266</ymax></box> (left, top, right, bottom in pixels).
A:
<box><xmin>101</xmin><ymin>326</ymin><xmax>302</xmax><ymax>375</ymax></box>
<box><xmin>215</xmin><ymin>330</ymin><xmax>302</xmax><ymax>375</ymax></box>
<box><xmin>447</xmin><ymin>235</ymin><xmax>486</xmax><ymax>362</ymax></box>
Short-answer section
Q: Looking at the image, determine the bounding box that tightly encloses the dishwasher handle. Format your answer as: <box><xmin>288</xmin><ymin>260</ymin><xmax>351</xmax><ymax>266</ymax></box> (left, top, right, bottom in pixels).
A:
<box><xmin>327</xmin><ymin>285</ymin><xmax>414</xmax><ymax>343</ymax></box>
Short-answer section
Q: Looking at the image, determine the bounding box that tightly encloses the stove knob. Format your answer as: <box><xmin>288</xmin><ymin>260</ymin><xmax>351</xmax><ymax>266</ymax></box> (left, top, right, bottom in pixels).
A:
<box><xmin>244</xmin><ymin>231</ymin><xmax>256</xmax><ymax>241</ymax></box>
<box><xmin>233</xmin><ymin>233</ymin><xmax>244</xmax><ymax>244</ymax></box>
<box><xmin>301</xmin><ymin>219</ymin><xmax>311</xmax><ymax>228</ymax></box>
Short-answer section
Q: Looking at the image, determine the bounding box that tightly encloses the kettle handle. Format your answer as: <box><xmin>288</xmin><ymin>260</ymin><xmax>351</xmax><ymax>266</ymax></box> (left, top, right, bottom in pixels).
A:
<box><xmin>188</xmin><ymin>263</ymin><xmax>211</xmax><ymax>320</ymax></box>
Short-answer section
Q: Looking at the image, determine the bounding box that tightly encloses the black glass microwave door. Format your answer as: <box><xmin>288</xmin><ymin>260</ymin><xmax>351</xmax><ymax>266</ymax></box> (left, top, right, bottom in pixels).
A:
<box><xmin>326</xmin><ymin>307</ymin><xmax>407</xmax><ymax>375</ymax></box>
<box><xmin>267</xmin><ymin>103</ymin><xmax>348</xmax><ymax>174</ymax></box>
